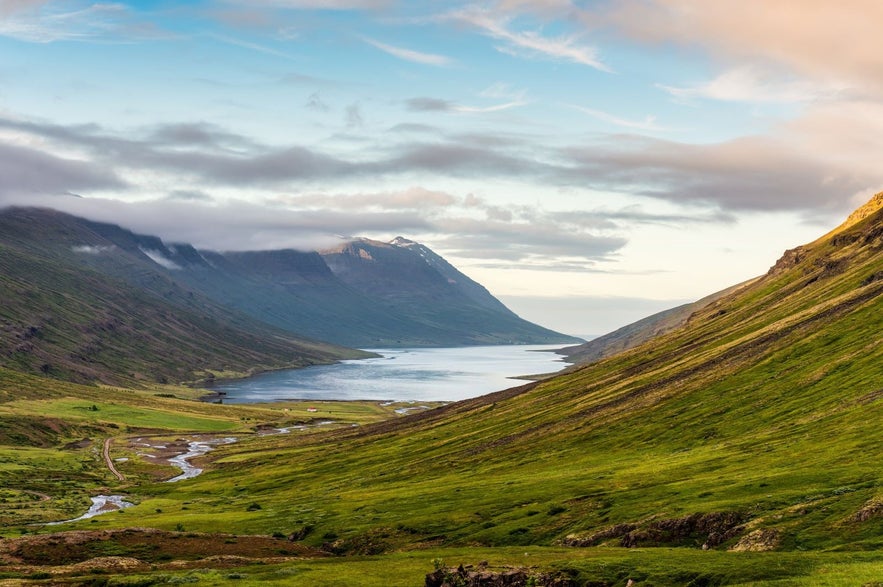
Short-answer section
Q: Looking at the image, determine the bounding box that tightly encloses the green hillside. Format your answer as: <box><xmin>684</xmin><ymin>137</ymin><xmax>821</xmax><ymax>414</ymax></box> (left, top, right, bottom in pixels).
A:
<box><xmin>0</xmin><ymin>208</ymin><xmax>368</xmax><ymax>386</ymax></box>
<box><xmin>0</xmin><ymin>195</ymin><xmax>881</xmax><ymax>585</ymax></box>
<box><xmin>558</xmin><ymin>280</ymin><xmax>752</xmax><ymax>365</ymax></box>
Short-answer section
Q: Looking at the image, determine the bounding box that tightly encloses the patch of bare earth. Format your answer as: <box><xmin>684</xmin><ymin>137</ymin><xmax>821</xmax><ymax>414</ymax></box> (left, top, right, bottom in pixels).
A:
<box><xmin>0</xmin><ymin>528</ymin><xmax>327</xmax><ymax>577</ymax></box>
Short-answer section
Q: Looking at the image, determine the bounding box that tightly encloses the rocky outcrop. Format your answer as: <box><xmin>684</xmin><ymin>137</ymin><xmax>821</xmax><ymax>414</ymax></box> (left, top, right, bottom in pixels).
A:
<box><xmin>425</xmin><ymin>563</ymin><xmax>577</xmax><ymax>587</ymax></box>
<box><xmin>563</xmin><ymin>512</ymin><xmax>746</xmax><ymax>549</ymax></box>
<box><xmin>767</xmin><ymin>246</ymin><xmax>806</xmax><ymax>276</ymax></box>
<box><xmin>730</xmin><ymin>528</ymin><xmax>781</xmax><ymax>552</ymax></box>
<box><xmin>850</xmin><ymin>498</ymin><xmax>883</xmax><ymax>523</ymax></box>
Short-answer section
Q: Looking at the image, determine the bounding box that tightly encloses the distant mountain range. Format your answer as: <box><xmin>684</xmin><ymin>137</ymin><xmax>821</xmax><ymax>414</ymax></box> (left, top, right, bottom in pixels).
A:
<box><xmin>0</xmin><ymin>207</ymin><xmax>577</xmax><ymax>384</ymax></box>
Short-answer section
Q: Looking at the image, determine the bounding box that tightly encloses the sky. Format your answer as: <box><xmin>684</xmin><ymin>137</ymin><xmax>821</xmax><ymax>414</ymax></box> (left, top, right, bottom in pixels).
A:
<box><xmin>1</xmin><ymin>0</ymin><xmax>882</xmax><ymax>336</ymax></box>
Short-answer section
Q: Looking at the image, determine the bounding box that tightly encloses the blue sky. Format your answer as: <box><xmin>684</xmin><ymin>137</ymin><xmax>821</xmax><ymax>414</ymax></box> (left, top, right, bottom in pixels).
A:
<box><xmin>2</xmin><ymin>0</ymin><xmax>881</xmax><ymax>335</ymax></box>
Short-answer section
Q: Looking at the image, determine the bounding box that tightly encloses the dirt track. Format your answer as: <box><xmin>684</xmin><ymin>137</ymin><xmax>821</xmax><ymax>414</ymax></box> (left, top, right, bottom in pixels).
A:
<box><xmin>103</xmin><ymin>438</ymin><xmax>125</xmax><ymax>482</ymax></box>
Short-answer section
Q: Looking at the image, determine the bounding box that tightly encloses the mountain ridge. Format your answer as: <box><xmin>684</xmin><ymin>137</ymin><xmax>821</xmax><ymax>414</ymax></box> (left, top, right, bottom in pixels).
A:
<box><xmin>0</xmin><ymin>207</ymin><xmax>577</xmax><ymax>386</ymax></box>
<box><xmin>0</xmin><ymin>208</ymin><xmax>367</xmax><ymax>386</ymax></box>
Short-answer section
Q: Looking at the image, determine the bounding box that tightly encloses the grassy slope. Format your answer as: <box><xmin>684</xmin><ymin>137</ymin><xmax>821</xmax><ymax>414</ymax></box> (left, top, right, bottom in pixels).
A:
<box><xmin>558</xmin><ymin>280</ymin><xmax>752</xmax><ymax>365</ymax></box>
<box><xmin>126</xmin><ymin>201</ymin><xmax>880</xmax><ymax>548</ymax></box>
<box><xmin>0</xmin><ymin>367</ymin><xmax>412</xmax><ymax>531</ymax></box>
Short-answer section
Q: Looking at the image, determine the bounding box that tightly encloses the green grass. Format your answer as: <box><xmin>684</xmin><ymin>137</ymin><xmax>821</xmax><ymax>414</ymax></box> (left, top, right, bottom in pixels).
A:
<box><xmin>0</xmin><ymin>398</ymin><xmax>240</xmax><ymax>431</ymax></box>
<box><xmin>21</xmin><ymin>548</ymin><xmax>883</xmax><ymax>585</ymax></box>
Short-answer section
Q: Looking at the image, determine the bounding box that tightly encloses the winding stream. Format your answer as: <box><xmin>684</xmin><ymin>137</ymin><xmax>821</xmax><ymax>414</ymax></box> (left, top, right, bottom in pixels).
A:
<box><xmin>166</xmin><ymin>437</ymin><xmax>237</xmax><ymax>483</ymax></box>
<box><xmin>45</xmin><ymin>495</ymin><xmax>134</xmax><ymax>526</ymax></box>
<box><xmin>47</xmin><ymin>422</ymin><xmax>337</xmax><ymax>524</ymax></box>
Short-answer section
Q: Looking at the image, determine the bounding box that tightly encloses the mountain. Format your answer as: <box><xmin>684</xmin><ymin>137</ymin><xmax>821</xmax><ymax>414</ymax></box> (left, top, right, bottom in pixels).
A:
<box><xmin>0</xmin><ymin>208</ymin><xmax>369</xmax><ymax>386</ymax></box>
<box><xmin>557</xmin><ymin>281</ymin><xmax>753</xmax><ymax>365</ymax></box>
<box><xmin>0</xmin><ymin>207</ymin><xmax>576</xmax><ymax>386</ymax></box>
<box><xmin>56</xmin><ymin>211</ymin><xmax>578</xmax><ymax>348</ymax></box>
<box><xmin>318</xmin><ymin>237</ymin><xmax>580</xmax><ymax>346</ymax></box>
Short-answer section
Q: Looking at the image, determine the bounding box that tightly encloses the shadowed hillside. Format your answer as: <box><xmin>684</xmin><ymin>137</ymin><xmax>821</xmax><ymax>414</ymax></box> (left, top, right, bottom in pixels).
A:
<box><xmin>0</xmin><ymin>208</ymin><xmax>368</xmax><ymax>386</ymax></box>
<box><xmin>0</xmin><ymin>207</ymin><xmax>578</xmax><ymax>349</ymax></box>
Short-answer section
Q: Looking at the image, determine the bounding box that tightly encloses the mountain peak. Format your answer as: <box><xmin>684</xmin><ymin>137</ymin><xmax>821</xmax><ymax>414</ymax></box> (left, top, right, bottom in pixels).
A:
<box><xmin>844</xmin><ymin>191</ymin><xmax>883</xmax><ymax>227</ymax></box>
<box><xmin>390</xmin><ymin>236</ymin><xmax>417</xmax><ymax>247</ymax></box>
<box><xmin>819</xmin><ymin>191</ymin><xmax>883</xmax><ymax>243</ymax></box>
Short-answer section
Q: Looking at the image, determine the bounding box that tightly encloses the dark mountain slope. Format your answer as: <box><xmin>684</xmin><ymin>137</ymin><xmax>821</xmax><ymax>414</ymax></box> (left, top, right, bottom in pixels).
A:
<box><xmin>0</xmin><ymin>208</ymin><xmax>367</xmax><ymax>386</ymax></box>
<box><xmin>320</xmin><ymin>238</ymin><xmax>580</xmax><ymax>346</ymax></box>
<box><xmin>78</xmin><ymin>227</ymin><xmax>579</xmax><ymax>348</ymax></box>
<box><xmin>168</xmin><ymin>247</ymin><xmax>442</xmax><ymax>348</ymax></box>
<box><xmin>160</xmin><ymin>193</ymin><xmax>883</xmax><ymax>555</ymax></box>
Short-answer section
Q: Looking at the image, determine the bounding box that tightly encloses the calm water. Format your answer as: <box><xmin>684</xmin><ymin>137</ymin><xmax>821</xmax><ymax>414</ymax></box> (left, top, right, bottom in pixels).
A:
<box><xmin>210</xmin><ymin>345</ymin><xmax>568</xmax><ymax>403</ymax></box>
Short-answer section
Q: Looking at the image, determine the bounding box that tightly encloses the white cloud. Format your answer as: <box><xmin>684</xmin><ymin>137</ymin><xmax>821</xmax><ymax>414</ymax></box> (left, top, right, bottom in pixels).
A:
<box><xmin>566</xmin><ymin>104</ymin><xmax>670</xmax><ymax>132</ymax></box>
<box><xmin>0</xmin><ymin>2</ymin><xmax>164</xmax><ymax>43</ymax></box>
<box><xmin>139</xmin><ymin>247</ymin><xmax>182</xmax><ymax>270</ymax></box>
<box><xmin>657</xmin><ymin>66</ymin><xmax>843</xmax><ymax>104</ymax></box>
<box><xmin>206</xmin><ymin>32</ymin><xmax>298</xmax><ymax>61</ymax></box>
<box><xmin>406</xmin><ymin>96</ymin><xmax>527</xmax><ymax>114</ymax></box>
<box><xmin>71</xmin><ymin>244</ymin><xmax>113</xmax><ymax>255</ymax></box>
<box><xmin>442</xmin><ymin>6</ymin><xmax>609</xmax><ymax>71</ymax></box>
<box><xmin>362</xmin><ymin>36</ymin><xmax>453</xmax><ymax>67</ymax></box>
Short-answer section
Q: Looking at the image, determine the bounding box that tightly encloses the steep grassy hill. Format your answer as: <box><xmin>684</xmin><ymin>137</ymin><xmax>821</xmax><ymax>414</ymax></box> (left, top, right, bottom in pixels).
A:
<box><xmin>106</xmin><ymin>197</ymin><xmax>883</xmax><ymax>557</ymax></box>
<box><xmin>0</xmin><ymin>208</ymin><xmax>368</xmax><ymax>386</ymax></box>
<box><xmin>558</xmin><ymin>281</ymin><xmax>752</xmax><ymax>365</ymax></box>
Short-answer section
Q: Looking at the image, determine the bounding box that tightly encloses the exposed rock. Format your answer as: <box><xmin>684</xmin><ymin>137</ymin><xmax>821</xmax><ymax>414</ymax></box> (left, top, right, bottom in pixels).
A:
<box><xmin>562</xmin><ymin>523</ymin><xmax>637</xmax><ymax>547</ymax></box>
<box><xmin>563</xmin><ymin>512</ymin><xmax>745</xmax><ymax>549</ymax></box>
<box><xmin>69</xmin><ymin>556</ymin><xmax>149</xmax><ymax>573</ymax></box>
<box><xmin>850</xmin><ymin>498</ymin><xmax>883</xmax><ymax>522</ymax></box>
<box><xmin>288</xmin><ymin>525</ymin><xmax>314</xmax><ymax>541</ymax></box>
<box><xmin>425</xmin><ymin>564</ymin><xmax>577</xmax><ymax>587</ymax></box>
<box><xmin>730</xmin><ymin>528</ymin><xmax>781</xmax><ymax>552</ymax></box>
<box><xmin>620</xmin><ymin>512</ymin><xmax>745</xmax><ymax>548</ymax></box>
<box><xmin>767</xmin><ymin>246</ymin><xmax>806</xmax><ymax>276</ymax></box>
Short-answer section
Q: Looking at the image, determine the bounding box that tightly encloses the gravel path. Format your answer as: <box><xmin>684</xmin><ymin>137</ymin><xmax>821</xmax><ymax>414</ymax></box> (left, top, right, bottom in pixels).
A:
<box><xmin>103</xmin><ymin>437</ymin><xmax>125</xmax><ymax>482</ymax></box>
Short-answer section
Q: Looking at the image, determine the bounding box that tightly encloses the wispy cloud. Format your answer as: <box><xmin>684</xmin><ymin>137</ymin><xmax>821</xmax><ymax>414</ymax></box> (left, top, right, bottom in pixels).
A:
<box><xmin>362</xmin><ymin>36</ymin><xmax>453</xmax><ymax>67</ymax></box>
<box><xmin>566</xmin><ymin>104</ymin><xmax>670</xmax><ymax>132</ymax></box>
<box><xmin>305</xmin><ymin>91</ymin><xmax>330</xmax><ymax>112</ymax></box>
<box><xmin>344</xmin><ymin>102</ymin><xmax>364</xmax><ymax>127</ymax></box>
<box><xmin>406</xmin><ymin>96</ymin><xmax>527</xmax><ymax>114</ymax></box>
<box><xmin>657</xmin><ymin>66</ymin><xmax>842</xmax><ymax>104</ymax></box>
<box><xmin>442</xmin><ymin>6</ymin><xmax>609</xmax><ymax>71</ymax></box>
<box><xmin>0</xmin><ymin>2</ymin><xmax>166</xmax><ymax>43</ymax></box>
<box><xmin>206</xmin><ymin>32</ymin><xmax>298</xmax><ymax>61</ymax></box>
<box><xmin>227</xmin><ymin>0</ymin><xmax>392</xmax><ymax>9</ymax></box>
<box><xmin>0</xmin><ymin>0</ymin><xmax>50</xmax><ymax>16</ymax></box>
